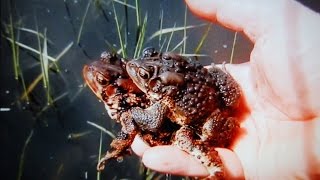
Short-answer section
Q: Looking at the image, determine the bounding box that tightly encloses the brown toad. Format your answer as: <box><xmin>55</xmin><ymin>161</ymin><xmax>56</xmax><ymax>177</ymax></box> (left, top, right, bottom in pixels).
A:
<box><xmin>126</xmin><ymin>49</ymin><xmax>241</xmax><ymax>179</ymax></box>
<box><xmin>83</xmin><ymin>51</ymin><xmax>178</xmax><ymax>170</ymax></box>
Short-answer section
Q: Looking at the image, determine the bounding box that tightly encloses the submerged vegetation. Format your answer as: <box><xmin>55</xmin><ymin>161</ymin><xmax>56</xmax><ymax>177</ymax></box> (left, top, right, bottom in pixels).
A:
<box><xmin>1</xmin><ymin>0</ymin><xmax>242</xmax><ymax>180</ymax></box>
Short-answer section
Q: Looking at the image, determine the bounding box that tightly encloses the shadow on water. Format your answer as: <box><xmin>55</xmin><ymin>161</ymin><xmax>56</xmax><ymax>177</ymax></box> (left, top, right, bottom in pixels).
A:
<box><xmin>1</xmin><ymin>0</ymin><xmax>318</xmax><ymax>180</ymax></box>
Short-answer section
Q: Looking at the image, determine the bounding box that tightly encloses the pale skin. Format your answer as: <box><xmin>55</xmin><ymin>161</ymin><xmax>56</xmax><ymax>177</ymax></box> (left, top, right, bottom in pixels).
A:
<box><xmin>131</xmin><ymin>0</ymin><xmax>320</xmax><ymax>179</ymax></box>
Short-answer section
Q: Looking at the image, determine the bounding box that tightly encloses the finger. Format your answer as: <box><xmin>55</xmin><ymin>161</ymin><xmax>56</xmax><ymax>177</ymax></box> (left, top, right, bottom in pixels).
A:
<box><xmin>216</xmin><ymin>148</ymin><xmax>244</xmax><ymax>179</ymax></box>
<box><xmin>142</xmin><ymin>146</ymin><xmax>244</xmax><ymax>179</ymax></box>
<box><xmin>131</xmin><ymin>135</ymin><xmax>150</xmax><ymax>157</ymax></box>
<box><xmin>184</xmin><ymin>0</ymin><xmax>299</xmax><ymax>42</ymax></box>
<box><xmin>142</xmin><ymin>145</ymin><xmax>209</xmax><ymax>177</ymax></box>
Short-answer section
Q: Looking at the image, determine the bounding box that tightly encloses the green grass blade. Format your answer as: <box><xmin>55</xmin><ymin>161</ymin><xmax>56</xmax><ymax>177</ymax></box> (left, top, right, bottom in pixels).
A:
<box><xmin>123</xmin><ymin>0</ymin><xmax>129</xmax><ymax>47</ymax></box>
<box><xmin>113</xmin><ymin>0</ymin><xmax>136</xmax><ymax>9</ymax></box>
<box><xmin>55</xmin><ymin>41</ymin><xmax>73</xmax><ymax>61</ymax></box>
<box><xmin>158</xmin><ymin>9</ymin><xmax>163</xmax><ymax>47</ymax></box>
<box><xmin>229</xmin><ymin>31</ymin><xmax>238</xmax><ymax>64</ymax></box>
<box><xmin>56</xmin><ymin>164</ymin><xmax>64</xmax><ymax>178</ymax></box>
<box><xmin>17</xmin><ymin>130</ymin><xmax>34</xmax><ymax>180</ymax></box>
<box><xmin>159</xmin><ymin>37</ymin><xmax>167</xmax><ymax>52</ymax></box>
<box><xmin>35</xmin><ymin>22</ymin><xmax>47</xmax><ymax>89</ymax></box>
<box><xmin>104</xmin><ymin>39</ymin><xmax>117</xmax><ymax>52</ymax></box>
<box><xmin>67</xmin><ymin>130</ymin><xmax>92</xmax><ymax>140</ymax></box>
<box><xmin>17</xmin><ymin>27</ymin><xmax>54</xmax><ymax>44</ymax></box>
<box><xmin>18</xmin><ymin>67</ymin><xmax>30</xmax><ymax>103</ymax></box>
<box><xmin>5</xmin><ymin>35</ymin><xmax>66</xmax><ymax>75</ymax></box>
<box><xmin>194</xmin><ymin>23</ymin><xmax>211</xmax><ymax>54</ymax></box>
<box><xmin>19</xmin><ymin>56</ymin><xmax>66</xmax><ymax>102</ymax></box>
<box><xmin>10</xmin><ymin>37</ymin><xmax>70</xmax><ymax>102</ymax></box>
<box><xmin>53</xmin><ymin>41</ymin><xmax>74</xmax><ymax>72</ymax></box>
<box><xmin>77</xmin><ymin>0</ymin><xmax>92</xmax><ymax>44</ymax></box>
<box><xmin>116</xmin><ymin>48</ymin><xmax>123</xmax><ymax>55</ymax></box>
<box><xmin>8</xmin><ymin>13</ymin><xmax>19</xmax><ymax>80</ymax></box>
<box><xmin>35</xmin><ymin>92</ymin><xmax>68</xmax><ymax>118</ymax></box>
<box><xmin>171</xmin><ymin>36</ymin><xmax>187</xmax><ymax>52</ymax></box>
<box><xmin>145</xmin><ymin>170</ymin><xmax>156</xmax><ymax>180</ymax></box>
<box><xmin>13</xmin><ymin>28</ymin><xmax>29</xmax><ymax>102</ymax></box>
<box><xmin>112</xmin><ymin>1</ymin><xmax>127</xmax><ymax>58</ymax></box>
<box><xmin>154</xmin><ymin>174</ymin><xmax>165</xmax><ymax>180</ymax></box>
<box><xmin>133</xmin><ymin>29</ymin><xmax>141</xmax><ymax>58</ymax></box>
<box><xmin>97</xmin><ymin>131</ymin><xmax>103</xmax><ymax>180</ymax></box>
<box><xmin>134</xmin><ymin>13</ymin><xmax>148</xmax><ymax>58</ymax></box>
<box><xmin>138</xmin><ymin>13</ymin><xmax>148</xmax><ymax>57</ymax></box>
<box><xmin>4</xmin><ymin>37</ymin><xmax>57</xmax><ymax>61</ymax></box>
<box><xmin>94</xmin><ymin>0</ymin><xmax>110</xmax><ymax>23</ymax></box>
<box><xmin>148</xmin><ymin>23</ymin><xmax>206</xmax><ymax>41</ymax></box>
<box><xmin>183</xmin><ymin>5</ymin><xmax>187</xmax><ymax>54</ymax></box>
<box><xmin>40</xmin><ymin>28</ymin><xmax>53</xmax><ymax>105</ymax></box>
<box><xmin>135</xmin><ymin>0</ymin><xmax>140</xmax><ymax>27</ymax></box>
<box><xmin>20</xmin><ymin>74</ymin><xmax>42</xmax><ymax>101</ymax></box>
<box><xmin>165</xmin><ymin>23</ymin><xmax>176</xmax><ymax>52</ymax></box>
<box><xmin>70</xmin><ymin>83</ymin><xmax>86</xmax><ymax>102</ymax></box>
<box><xmin>52</xmin><ymin>92</ymin><xmax>68</xmax><ymax>103</ymax></box>
<box><xmin>42</xmin><ymin>28</ymin><xmax>50</xmax><ymax>90</ymax></box>
<box><xmin>87</xmin><ymin>121</ymin><xmax>116</xmax><ymax>139</ymax></box>
<box><xmin>179</xmin><ymin>53</ymin><xmax>208</xmax><ymax>57</ymax></box>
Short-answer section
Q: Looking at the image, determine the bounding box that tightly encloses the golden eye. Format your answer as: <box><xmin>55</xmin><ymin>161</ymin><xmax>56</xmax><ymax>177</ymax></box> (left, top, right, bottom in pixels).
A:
<box><xmin>96</xmin><ymin>73</ymin><xmax>108</xmax><ymax>85</ymax></box>
<box><xmin>138</xmin><ymin>68</ymin><xmax>150</xmax><ymax>79</ymax></box>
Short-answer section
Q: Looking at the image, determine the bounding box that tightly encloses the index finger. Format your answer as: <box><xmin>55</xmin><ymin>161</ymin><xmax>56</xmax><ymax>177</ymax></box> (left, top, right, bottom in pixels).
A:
<box><xmin>185</xmin><ymin>0</ymin><xmax>300</xmax><ymax>42</ymax></box>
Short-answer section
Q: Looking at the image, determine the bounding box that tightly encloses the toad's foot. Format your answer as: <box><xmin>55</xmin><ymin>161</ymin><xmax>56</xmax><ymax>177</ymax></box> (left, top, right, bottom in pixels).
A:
<box><xmin>97</xmin><ymin>131</ymin><xmax>135</xmax><ymax>171</ymax></box>
<box><xmin>98</xmin><ymin>112</ymin><xmax>138</xmax><ymax>171</ymax></box>
<box><xmin>97</xmin><ymin>149</ymin><xmax>128</xmax><ymax>171</ymax></box>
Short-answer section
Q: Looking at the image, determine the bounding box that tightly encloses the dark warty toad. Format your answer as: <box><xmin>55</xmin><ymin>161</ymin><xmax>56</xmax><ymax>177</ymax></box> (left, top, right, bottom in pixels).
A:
<box><xmin>83</xmin><ymin>51</ymin><xmax>178</xmax><ymax>171</ymax></box>
<box><xmin>125</xmin><ymin>48</ymin><xmax>241</xmax><ymax>179</ymax></box>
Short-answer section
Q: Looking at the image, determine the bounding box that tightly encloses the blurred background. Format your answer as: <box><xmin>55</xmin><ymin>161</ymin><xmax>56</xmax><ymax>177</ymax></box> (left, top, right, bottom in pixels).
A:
<box><xmin>1</xmin><ymin>0</ymin><xmax>319</xmax><ymax>180</ymax></box>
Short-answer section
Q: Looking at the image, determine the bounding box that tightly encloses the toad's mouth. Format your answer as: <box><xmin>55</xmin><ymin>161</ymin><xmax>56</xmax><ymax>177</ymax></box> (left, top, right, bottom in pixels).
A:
<box><xmin>82</xmin><ymin>65</ymin><xmax>103</xmax><ymax>100</ymax></box>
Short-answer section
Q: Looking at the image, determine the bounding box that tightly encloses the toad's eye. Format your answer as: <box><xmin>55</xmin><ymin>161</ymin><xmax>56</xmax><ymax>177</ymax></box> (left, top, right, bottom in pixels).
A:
<box><xmin>138</xmin><ymin>68</ymin><xmax>150</xmax><ymax>79</ymax></box>
<box><xmin>142</xmin><ymin>47</ymin><xmax>157</xmax><ymax>58</ymax></box>
<box><xmin>96</xmin><ymin>73</ymin><xmax>108</xmax><ymax>85</ymax></box>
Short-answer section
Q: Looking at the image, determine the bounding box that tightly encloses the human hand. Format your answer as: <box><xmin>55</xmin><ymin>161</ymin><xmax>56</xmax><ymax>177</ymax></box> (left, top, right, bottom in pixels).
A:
<box><xmin>131</xmin><ymin>0</ymin><xmax>320</xmax><ymax>179</ymax></box>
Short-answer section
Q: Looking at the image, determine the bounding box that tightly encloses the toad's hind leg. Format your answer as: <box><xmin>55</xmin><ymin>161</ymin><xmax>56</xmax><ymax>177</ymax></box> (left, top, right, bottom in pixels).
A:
<box><xmin>208</xmin><ymin>65</ymin><xmax>241</xmax><ymax>107</ymax></box>
<box><xmin>202</xmin><ymin>110</ymin><xmax>239</xmax><ymax>146</ymax></box>
<box><xmin>97</xmin><ymin>111</ymin><xmax>138</xmax><ymax>171</ymax></box>
<box><xmin>173</xmin><ymin>126</ymin><xmax>225</xmax><ymax>180</ymax></box>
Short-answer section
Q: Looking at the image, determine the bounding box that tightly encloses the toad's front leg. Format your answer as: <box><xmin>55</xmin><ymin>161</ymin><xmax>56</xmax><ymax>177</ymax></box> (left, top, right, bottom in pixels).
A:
<box><xmin>174</xmin><ymin>126</ymin><xmax>225</xmax><ymax>180</ymax></box>
<box><xmin>97</xmin><ymin>111</ymin><xmax>138</xmax><ymax>171</ymax></box>
<box><xmin>130</xmin><ymin>102</ymin><xmax>168</xmax><ymax>132</ymax></box>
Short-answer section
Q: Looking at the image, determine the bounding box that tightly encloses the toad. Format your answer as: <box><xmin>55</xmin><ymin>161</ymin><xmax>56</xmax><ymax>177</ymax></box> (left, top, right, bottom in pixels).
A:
<box><xmin>126</xmin><ymin>49</ymin><xmax>241</xmax><ymax>179</ymax></box>
<box><xmin>83</xmin><ymin>51</ymin><xmax>178</xmax><ymax>171</ymax></box>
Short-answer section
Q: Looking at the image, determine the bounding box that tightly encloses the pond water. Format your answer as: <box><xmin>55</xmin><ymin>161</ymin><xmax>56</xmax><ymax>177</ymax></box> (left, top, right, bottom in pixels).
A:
<box><xmin>1</xmin><ymin>0</ymin><xmax>319</xmax><ymax>180</ymax></box>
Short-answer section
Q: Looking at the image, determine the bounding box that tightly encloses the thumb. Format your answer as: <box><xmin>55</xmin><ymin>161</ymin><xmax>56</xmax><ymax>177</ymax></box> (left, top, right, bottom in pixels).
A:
<box><xmin>185</xmin><ymin>0</ymin><xmax>315</xmax><ymax>42</ymax></box>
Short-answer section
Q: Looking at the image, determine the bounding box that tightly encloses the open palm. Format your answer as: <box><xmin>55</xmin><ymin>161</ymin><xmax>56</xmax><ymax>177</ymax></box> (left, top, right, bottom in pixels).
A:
<box><xmin>131</xmin><ymin>0</ymin><xmax>320</xmax><ymax>179</ymax></box>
